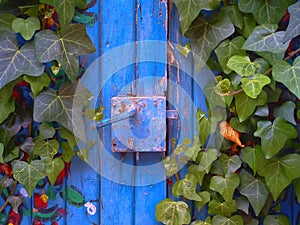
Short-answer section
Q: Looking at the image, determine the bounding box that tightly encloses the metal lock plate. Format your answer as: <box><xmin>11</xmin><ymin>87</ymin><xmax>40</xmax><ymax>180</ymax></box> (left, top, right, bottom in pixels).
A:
<box><xmin>111</xmin><ymin>97</ymin><xmax>166</xmax><ymax>152</ymax></box>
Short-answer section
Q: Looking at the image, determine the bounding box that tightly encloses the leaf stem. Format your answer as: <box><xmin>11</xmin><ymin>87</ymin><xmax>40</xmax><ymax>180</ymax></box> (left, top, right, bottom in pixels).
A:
<box><xmin>0</xmin><ymin>180</ymin><xmax>18</xmax><ymax>213</ymax></box>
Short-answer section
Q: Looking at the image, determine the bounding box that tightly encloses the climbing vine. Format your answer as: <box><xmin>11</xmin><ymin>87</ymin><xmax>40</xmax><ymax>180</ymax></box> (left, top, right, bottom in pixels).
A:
<box><xmin>0</xmin><ymin>0</ymin><xmax>100</xmax><ymax>224</ymax></box>
<box><xmin>156</xmin><ymin>0</ymin><xmax>300</xmax><ymax>225</ymax></box>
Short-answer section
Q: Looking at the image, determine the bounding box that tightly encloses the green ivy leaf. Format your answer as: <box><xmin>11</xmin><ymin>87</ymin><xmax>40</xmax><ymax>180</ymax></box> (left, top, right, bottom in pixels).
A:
<box><xmin>185</xmin><ymin>13</ymin><xmax>234</xmax><ymax>72</ymax></box>
<box><xmin>33</xmin><ymin>139</ymin><xmax>59</xmax><ymax>159</ymax></box>
<box><xmin>274</xmin><ymin>101</ymin><xmax>296</xmax><ymax>125</ymax></box>
<box><xmin>196</xmin><ymin>110</ymin><xmax>211</xmax><ymax>146</ymax></box>
<box><xmin>60</xmin><ymin>126</ymin><xmax>77</xmax><ymax>149</ymax></box>
<box><xmin>34</xmin><ymin>83</ymin><xmax>91</xmax><ymax>140</ymax></box>
<box><xmin>227</xmin><ymin>55</ymin><xmax>259</xmax><ymax>77</ymax></box>
<box><xmin>215</xmin><ymin>36</ymin><xmax>246</xmax><ymax>74</ymax></box>
<box><xmin>12</xmin><ymin>17</ymin><xmax>40</xmax><ymax>40</ymax></box>
<box><xmin>210</xmin><ymin>173</ymin><xmax>240</xmax><ymax>202</ymax></box>
<box><xmin>236</xmin><ymin>196</ymin><xmax>249</xmax><ymax>214</ymax></box>
<box><xmin>155</xmin><ymin>198</ymin><xmax>191</xmax><ymax>225</ymax></box>
<box><xmin>254</xmin><ymin>117</ymin><xmax>297</xmax><ymax>159</ymax></box>
<box><xmin>241</xmin><ymin>74</ymin><xmax>271</xmax><ymax>98</ymax></box>
<box><xmin>242</xmin><ymin>24</ymin><xmax>289</xmax><ymax>53</ymax></box>
<box><xmin>0</xmin><ymin>31</ymin><xmax>45</xmax><ymax>89</ymax></box>
<box><xmin>273</xmin><ymin>57</ymin><xmax>300</xmax><ymax>99</ymax></box>
<box><xmin>204</xmin><ymin>80</ymin><xmax>226</xmax><ymax>110</ymax></box>
<box><xmin>208</xmin><ymin>199</ymin><xmax>237</xmax><ymax>217</ymax></box>
<box><xmin>195</xmin><ymin>191</ymin><xmax>210</xmax><ymax>211</ymax></box>
<box><xmin>188</xmin><ymin>164</ymin><xmax>206</xmax><ymax>185</ymax></box>
<box><xmin>0</xmin><ymin>14</ymin><xmax>15</xmax><ymax>31</ymax></box>
<box><xmin>294</xmin><ymin>178</ymin><xmax>300</xmax><ymax>204</ymax></box>
<box><xmin>0</xmin><ymin>86</ymin><xmax>15</xmax><ymax>124</ymax></box>
<box><xmin>35</xmin><ymin>24</ymin><xmax>96</xmax><ymax>82</ymax></box>
<box><xmin>0</xmin><ymin>114</ymin><xmax>23</xmax><ymax>147</ymax></box>
<box><xmin>164</xmin><ymin>156</ymin><xmax>179</xmax><ymax>177</ymax></box>
<box><xmin>12</xmin><ymin>160</ymin><xmax>45</xmax><ymax>197</ymax></box>
<box><xmin>38</xmin><ymin>122</ymin><xmax>55</xmax><ymax>139</ymax></box>
<box><xmin>235</xmin><ymin>91</ymin><xmax>267</xmax><ymax>122</ymax></box>
<box><xmin>212</xmin><ymin>215</ymin><xmax>244</xmax><ymax>225</ymax></box>
<box><xmin>197</xmin><ymin>149</ymin><xmax>218</xmax><ymax>173</ymax></box>
<box><xmin>40</xmin><ymin>0</ymin><xmax>86</xmax><ymax>27</ymax></box>
<box><xmin>24</xmin><ymin>73</ymin><xmax>50</xmax><ymax>97</ymax></box>
<box><xmin>241</xmin><ymin>145</ymin><xmax>265</xmax><ymax>175</ymax></box>
<box><xmin>259</xmin><ymin>154</ymin><xmax>300</xmax><ymax>200</ymax></box>
<box><xmin>238</xmin><ymin>14</ymin><xmax>256</xmax><ymax>38</ymax></box>
<box><xmin>239</xmin><ymin>171</ymin><xmax>269</xmax><ymax>216</ymax></box>
<box><xmin>4</xmin><ymin>146</ymin><xmax>19</xmax><ymax>162</ymax></box>
<box><xmin>283</xmin><ymin>2</ymin><xmax>300</xmax><ymax>43</ymax></box>
<box><xmin>257</xmin><ymin>51</ymin><xmax>284</xmax><ymax>66</ymax></box>
<box><xmin>219</xmin><ymin>154</ymin><xmax>241</xmax><ymax>178</ymax></box>
<box><xmin>238</xmin><ymin>0</ymin><xmax>294</xmax><ymax>24</ymax></box>
<box><xmin>61</xmin><ymin>142</ymin><xmax>75</xmax><ymax>163</ymax></box>
<box><xmin>172</xmin><ymin>174</ymin><xmax>201</xmax><ymax>201</ymax></box>
<box><xmin>191</xmin><ymin>217</ymin><xmax>212</xmax><ymax>225</ymax></box>
<box><xmin>42</xmin><ymin>157</ymin><xmax>65</xmax><ymax>185</ymax></box>
<box><xmin>221</xmin><ymin>5</ymin><xmax>244</xmax><ymax>29</ymax></box>
<box><xmin>0</xmin><ymin>143</ymin><xmax>4</xmax><ymax>163</ymax></box>
<box><xmin>229</xmin><ymin>117</ymin><xmax>250</xmax><ymax>133</ymax></box>
<box><xmin>264</xmin><ymin>215</ymin><xmax>290</xmax><ymax>225</ymax></box>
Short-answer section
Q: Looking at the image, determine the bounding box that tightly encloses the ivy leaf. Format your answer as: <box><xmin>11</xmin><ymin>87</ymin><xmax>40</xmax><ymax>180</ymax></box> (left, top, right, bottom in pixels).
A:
<box><xmin>283</xmin><ymin>2</ymin><xmax>300</xmax><ymax>43</ymax></box>
<box><xmin>188</xmin><ymin>164</ymin><xmax>206</xmax><ymax>185</ymax></box>
<box><xmin>212</xmin><ymin>215</ymin><xmax>244</xmax><ymax>225</ymax></box>
<box><xmin>0</xmin><ymin>14</ymin><xmax>15</xmax><ymax>31</ymax></box>
<box><xmin>197</xmin><ymin>149</ymin><xmax>218</xmax><ymax>173</ymax></box>
<box><xmin>35</xmin><ymin>24</ymin><xmax>96</xmax><ymax>82</ymax></box>
<box><xmin>155</xmin><ymin>198</ymin><xmax>191</xmax><ymax>225</ymax></box>
<box><xmin>0</xmin><ymin>31</ymin><xmax>45</xmax><ymax>89</ymax></box>
<box><xmin>0</xmin><ymin>85</ymin><xmax>15</xmax><ymax>124</ymax></box>
<box><xmin>4</xmin><ymin>146</ymin><xmax>19</xmax><ymax>163</ymax></box>
<box><xmin>173</xmin><ymin>0</ymin><xmax>209</xmax><ymax>35</ymax></box>
<box><xmin>12</xmin><ymin>160</ymin><xmax>45</xmax><ymax>197</ymax></box>
<box><xmin>60</xmin><ymin>126</ymin><xmax>77</xmax><ymax>149</ymax></box>
<box><xmin>208</xmin><ymin>199</ymin><xmax>237</xmax><ymax>217</ymax></box>
<box><xmin>238</xmin><ymin>0</ymin><xmax>294</xmax><ymax>25</ymax></box>
<box><xmin>273</xmin><ymin>57</ymin><xmax>300</xmax><ymax>99</ymax></box>
<box><xmin>242</xmin><ymin>24</ymin><xmax>289</xmax><ymax>53</ymax></box>
<box><xmin>0</xmin><ymin>114</ymin><xmax>23</xmax><ymax>147</ymax></box>
<box><xmin>227</xmin><ymin>55</ymin><xmax>259</xmax><ymax>77</ymax></box>
<box><xmin>38</xmin><ymin>122</ymin><xmax>55</xmax><ymax>139</ymax></box>
<box><xmin>264</xmin><ymin>215</ymin><xmax>290</xmax><ymax>225</ymax></box>
<box><xmin>12</xmin><ymin>17</ymin><xmax>40</xmax><ymax>40</ymax></box>
<box><xmin>40</xmin><ymin>0</ymin><xmax>86</xmax><ymax>26</ymax></box>
<box><xmin>257</xmin><ymin>51</ymin><xmax>284</xmax><ymax>66</ymax></box>
<box><xmin>238</xmin><ymin>14</ymin><xmax>256</xmax><ymax>38</ymax></box>
<box><xmin>210</xmin><ymin>173</ymin><xmax>240</xmax><ymax>202</ymax></box>
<box><xmin>195</xmin><ymin>191</ymin><xmax>210</xmax><ymax>211</ymax></box>
<box><xmin>196</xmin><ymin>110</ymin><xmax>212</xmax><ymax>146</ymax></box>
<box><xmin>241</xmin><ymin>145</ymin><xmax>265</xmax><ymax>175</ymax></box>
<box><xmin>274</xmin><ymin>101</ymin><xmax>296</xmax><ymax>125</ymax></box>
<box><xmin>236</xmin><ymin>196</ymin><xmax>249</xmax><ymax>214</ymax></box>
<box><xmin>33</xmin><ymin>139</ymin><xmax>59</xmax><ymax>159</ymax></box>
<box><xmin>219</xmin><ymin>154</ymin><xmax>241</xmax><ymax>178</ymax></box>
<box><xmin>259</xmin><ymin>154</ymin><xmax>300</xmax><ymax>200</ymax></box>
<box><xmin>240</xmin><ymin>172</ymin><xmax>269</xmax><ymax>216</ymax></box>
<box><xmin>221</xmin><ymin>5</ymin><xmax>244</xmax><ymax>29</ymax></box>
<box><xmin>0</xmin><ymin>144</ymin><xmax>3</xmax><ymax>163</ymax></box>
<box><xmin>294</xmin><ymin>178</ymin><xmax>300</xmax><ymax>204</ymax></box>
<box><xmin>42</xmin><ymin>157</ymin><xmax>65</xmax><ymax>185</ymax></box>
<box><xmin>7</xmin><ymin>196</ymin><xmax>24</xmax><ymax>213</ymax></box>
<box><xmin>215</xmin><ymin>36</ymin><xmax>246</xmax><ymax>74</ymax></box>
<box><xmin>24</xmin><ymin>73</ymin><xmax>50</xmax><ymax>97</ymax></box>
<box><xmin>34</xmin><ymin>83</ymin><xmax>91</xmax><ymax>140</ymax></box>
<box><xmin>241</xmin><ymin>74</ymin><xmax>271</xmax><ymax>98</ymax></box>
<box><xmin>61</xmin><ymin>142</ymin><xmax>75</xmax><ymax>163</ymax></box>
<box><xmin>235</xmin><ymin>91</ymin><xmax>267</xmax><ymax>122</ymax></box>
<box><xmin>164</xmin><ymin>156</ymin><xmax>179</xmax><ymax>177</ymax></box>
<box><xmin>172</xmin><ymin>174</ymin><xmax>201</xmax><ymax>201</ymax></box>
<box><xmin>254</xmin><ymin>117</ymin><xmax>297</xmax><ymax>159</ymax></box>
<box><xmin>191</xmin><ymin>217</ymin><xmax>212</xmax><ymax>225</ymax></box>
<box><xmin>185</xmin><ymin>13</ymin><xmax>234</xmax><ymax>72</ymax></box>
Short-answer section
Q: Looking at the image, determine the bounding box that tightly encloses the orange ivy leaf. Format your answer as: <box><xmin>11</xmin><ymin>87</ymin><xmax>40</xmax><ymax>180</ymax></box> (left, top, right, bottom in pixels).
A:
<box><xmin>219</xmin><ymin>121</ymin><xmax>245</xmax><ymax>147</ymax></box>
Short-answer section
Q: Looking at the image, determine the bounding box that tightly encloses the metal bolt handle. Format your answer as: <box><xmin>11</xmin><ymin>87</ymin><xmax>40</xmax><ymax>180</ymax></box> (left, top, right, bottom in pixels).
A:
<box><xmin>96</xmin><ymin>109</ymin><xmax>137</xmax><ymax>128</ymax></box>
